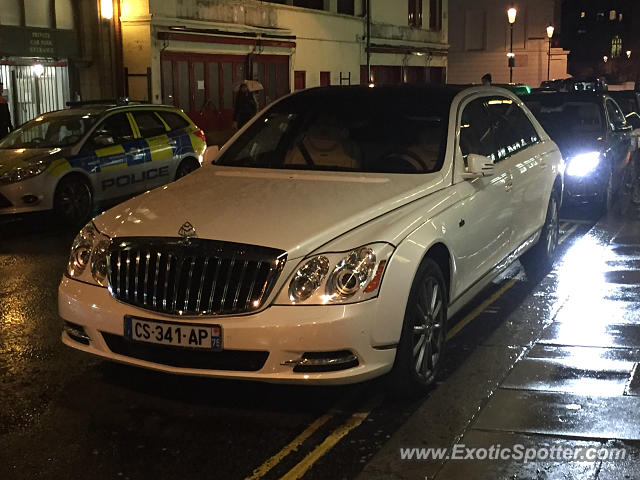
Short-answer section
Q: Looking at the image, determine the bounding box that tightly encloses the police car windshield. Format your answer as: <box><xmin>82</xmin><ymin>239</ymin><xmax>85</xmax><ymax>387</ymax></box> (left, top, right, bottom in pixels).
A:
<box><xmin>0</xmin><ymin>113</ymin><xmax>97</xmax><ymax>149</ymax></box>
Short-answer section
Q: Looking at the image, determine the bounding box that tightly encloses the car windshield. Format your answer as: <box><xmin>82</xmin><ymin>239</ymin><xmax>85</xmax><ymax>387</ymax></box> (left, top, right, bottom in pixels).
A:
<box><xmin>524</xmin><ymin>99</ymin><xmax>605</xmax><ymax>137</ymax></box>
<box><xmin>216</xmin><ymin>88</ymin><xmax>450</xmax><ymax>174</ymax></box>
<box><xmin>0</xmin><ymin>113</ymin><xmax>97</xmax><ymax>149</ymax></box>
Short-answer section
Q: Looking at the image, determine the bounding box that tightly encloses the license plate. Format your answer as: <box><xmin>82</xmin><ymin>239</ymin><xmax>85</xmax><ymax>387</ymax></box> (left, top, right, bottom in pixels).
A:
<box><xmin>124</xmin><ymin>316</ymin><xmax>222</xmax><ymax>351</ymax></box>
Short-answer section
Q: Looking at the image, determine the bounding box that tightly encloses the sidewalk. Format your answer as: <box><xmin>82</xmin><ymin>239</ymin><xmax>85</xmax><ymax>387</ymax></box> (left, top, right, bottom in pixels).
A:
<box><xmin>358</xmin><ymin>213</ymin><xmax>640</xmax><ymax>480</ymax></box>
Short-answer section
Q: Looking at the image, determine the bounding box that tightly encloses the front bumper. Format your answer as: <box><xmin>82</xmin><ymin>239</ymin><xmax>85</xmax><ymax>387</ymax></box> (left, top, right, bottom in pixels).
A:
<box><xmin>0</xmin><ymin>173</ymin><xmax>56</xmax><ymax>214</ymax></box>
<box><xmin>58</xmin><ymin>276</ymin><xmax>397</xmax><ymax>385</ymax></box>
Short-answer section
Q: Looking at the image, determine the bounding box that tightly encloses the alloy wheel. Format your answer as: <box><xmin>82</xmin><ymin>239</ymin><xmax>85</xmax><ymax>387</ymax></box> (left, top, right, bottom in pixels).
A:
<box><xmin>412</xmin><ymin>277</ymin><xmax>445</xmax><ymax>381</ymax></box>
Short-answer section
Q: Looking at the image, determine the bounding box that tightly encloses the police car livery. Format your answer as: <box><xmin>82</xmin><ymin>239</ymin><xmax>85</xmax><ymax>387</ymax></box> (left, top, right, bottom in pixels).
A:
<box><xmin>0</xmin><ymin>102</ymin><xmax>207</xmax><ymax>224</ymax></box>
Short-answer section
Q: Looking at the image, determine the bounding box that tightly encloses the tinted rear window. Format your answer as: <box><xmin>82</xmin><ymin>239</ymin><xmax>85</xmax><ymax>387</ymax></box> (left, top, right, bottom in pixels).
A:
<box><xmin>524</xmin><ymin>98</ymin><xmax>605</xmax><ymax>136</ymax></box>
<box><xmin>159</xmin><ymin>111</ymin><xmax>190</xmax><ymax>131</ymax></box>
<box><xmin>216</xmin><ymin>88</ymin><xmax>452</xmax><ymax>174</ymax></box>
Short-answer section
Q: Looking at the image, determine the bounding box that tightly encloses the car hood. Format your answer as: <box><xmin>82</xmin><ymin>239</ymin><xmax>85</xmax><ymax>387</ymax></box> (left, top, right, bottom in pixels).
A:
<box><xmin>0</xmin><ymin>147</ymin><xmax>66</xmax><ymax>176</ymax></box>
<box><xmin>549</xmin><ymin>133</ymin><xmax>605</xmax><ymax>158</ymax></box>
<box><xmin>94</xmin><ymin>166</ymin><xmax>448</xmax><ymax>259</ymax></box>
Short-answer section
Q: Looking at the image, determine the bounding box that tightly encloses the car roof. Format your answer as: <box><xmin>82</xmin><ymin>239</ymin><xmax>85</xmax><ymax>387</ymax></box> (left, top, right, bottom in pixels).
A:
<box><xmin>34</xmin><ymin>103</ymin><xmax>183</xmax><ymax>119</ymax></box>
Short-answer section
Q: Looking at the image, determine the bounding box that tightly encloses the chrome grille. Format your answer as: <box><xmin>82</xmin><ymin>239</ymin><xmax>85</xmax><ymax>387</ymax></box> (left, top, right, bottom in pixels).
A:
<box><xmin>107</xmin><ymin>238</ymin><xmax>286</xmax><ymax>316</ymax></box>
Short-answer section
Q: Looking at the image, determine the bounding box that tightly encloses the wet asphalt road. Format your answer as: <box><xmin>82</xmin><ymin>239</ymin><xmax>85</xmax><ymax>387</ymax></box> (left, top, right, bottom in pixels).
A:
<box><xmin>1</xmin><ymin>206</ymin><xmax>639</xmax><ymax>480</ymax></box>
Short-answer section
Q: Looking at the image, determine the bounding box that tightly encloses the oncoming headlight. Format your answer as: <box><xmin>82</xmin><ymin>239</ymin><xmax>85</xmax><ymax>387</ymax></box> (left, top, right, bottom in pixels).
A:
<box><xmin>566</xmin><ymin>151</ymin><xmax>601</xmax><ymax>177</ymax></box>
<box><xmin>277</xmin><ymin>243</ymin><xmax>394</xmax><ymax>305</ymax></box>
<box><xmin>66</xmin><ymin>222</ymin><xmax>111</xmax><ymax>287</ymax></box>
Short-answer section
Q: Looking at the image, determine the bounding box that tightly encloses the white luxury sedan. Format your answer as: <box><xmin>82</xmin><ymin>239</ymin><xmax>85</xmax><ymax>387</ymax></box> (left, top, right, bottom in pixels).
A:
<box><xmin>59</xmin><ymin>85</ymin><xmax>563</xmax><ymax>394</ymax></box>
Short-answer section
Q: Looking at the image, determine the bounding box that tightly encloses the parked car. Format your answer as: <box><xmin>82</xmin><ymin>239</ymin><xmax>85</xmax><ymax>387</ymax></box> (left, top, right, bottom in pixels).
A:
<box><xmin>523</xmin><ymin>91</ymin><xmax>632</xmax><ymax>211</ymax></box>
<box><xmin>0</xmin><ymin>102</ymin><xmax>207</xmax><ymax>224</ymax></box>
<box><xmin>59</xmin><ymin>86</ymin><xmax>563</xmax><ymax>394</ymax></box>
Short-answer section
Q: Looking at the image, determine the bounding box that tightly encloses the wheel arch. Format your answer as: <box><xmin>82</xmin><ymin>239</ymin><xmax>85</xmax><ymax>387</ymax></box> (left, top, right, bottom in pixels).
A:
<box><xmin>54</xmin><ymin>170</ymin><xmax>94</xmax><ymax>197</ymax></box>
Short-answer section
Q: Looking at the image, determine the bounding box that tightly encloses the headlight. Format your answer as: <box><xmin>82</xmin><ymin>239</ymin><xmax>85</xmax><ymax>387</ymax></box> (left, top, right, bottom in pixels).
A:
<box><xmin>66</xmin><ymin>222</ymin><xmax>111</xmax><ymax>287</ymax></box>
<box><xmin>566</xmin><ymin>151</ymin><xmax>600</xmax><ymax>177</ymax></box>
<box><xmin>276</xmin><ymin>243</ymin><xmax>394</xmax><ymax>305</ymax></box>
<box><xmin>0</xmin><ymin>160</ymin><xmax>50</xmax><ymax>185</ymax></box>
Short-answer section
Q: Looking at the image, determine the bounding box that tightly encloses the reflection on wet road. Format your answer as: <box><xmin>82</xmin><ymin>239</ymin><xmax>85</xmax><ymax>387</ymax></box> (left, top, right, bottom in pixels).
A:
<box><xmin>2</xmin><ymin>208</ymin><xmax>640</xmax><ymax>480</ymax></box>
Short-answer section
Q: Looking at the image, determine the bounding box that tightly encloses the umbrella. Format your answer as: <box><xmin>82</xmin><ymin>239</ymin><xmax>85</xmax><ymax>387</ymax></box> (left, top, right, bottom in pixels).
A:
<box><xmin>233</xmin><ymin>79</ymin><xmax>264</xmax><ymax>93</ymax></box>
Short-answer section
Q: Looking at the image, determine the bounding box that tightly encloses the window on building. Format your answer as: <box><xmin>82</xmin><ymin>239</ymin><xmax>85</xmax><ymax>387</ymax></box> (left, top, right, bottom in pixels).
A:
<box><xmin>609</xmin><ymin>10</ymin><xmax>616</xmax><ymax>21</ymax></box>
<box><xmin>0</xmin><ymin>0</ymin><xmax>22</xmax><ymax>25</ymax></box>
<box><xmin>408</xmin><ymin>0</ymin><xmax>422</xmax><ymax>28</ymax></box>
<box><xmin>337</xmin><ymin>0</ymin><xmax>354</xmax><ymax>15</ymax></box>
<box><xmin>611</xmin><ymin>35</ymin><xmax>623</xmax><ymax>58</ymax></box>
<box><xmin>320</xmin><ymin>71</ymin><xmax>330</xmax><ymax>86</ymax></box>
<box><xmin>580</xmin><ymin>11</ymin><xmax>586</xmax><ymax>18</ymax></box>
<box><xmin>293</xmin><ymin>0</ymin><xmax>325</xmax><ymax>10</ymax></box>
<box><xmin>429</xmin><ymin>0</ymin><xmax>442</xmax><ymax>31</ymax></box>
<box><xmin>25</xmin><ymin>0</ymin><xmax>52</xmax><ymax>28</ymax></box>
<box><xmin>55</xmin><ymin>0</ymin><xmax>74</xmax><ymax>29</ymax></box>
<box><xmin>294</xmin><ymin>71</ymin><xmax>306</xmax><ymax>90</ymax></box>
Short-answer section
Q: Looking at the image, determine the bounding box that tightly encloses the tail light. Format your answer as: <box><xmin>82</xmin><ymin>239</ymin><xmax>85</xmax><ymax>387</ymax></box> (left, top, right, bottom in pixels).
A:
<box><xmin>194</xmin><ymin>128</ymin><xmax>207</xmax><ymax>147</ymax></box>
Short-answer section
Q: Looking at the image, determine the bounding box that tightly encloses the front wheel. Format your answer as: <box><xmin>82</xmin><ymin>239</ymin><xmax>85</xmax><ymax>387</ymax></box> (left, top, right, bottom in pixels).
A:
<box><xmin>521</xmin><ymin>193</ymin><xmax>559</xmax><ymax>274</ymax></box>
<box><xmin>389</xmin><ymin>258</ymin><xmax>447</xmax><ymax>396</ymax></box>
<box><xmin>53</xmin><ymin>175</ymin><xmax>93</xmax><ymax>227</ymax></box>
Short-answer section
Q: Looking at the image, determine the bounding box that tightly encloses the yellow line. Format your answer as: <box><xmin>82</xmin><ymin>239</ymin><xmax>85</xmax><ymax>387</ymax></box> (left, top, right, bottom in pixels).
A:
<box><xmin>279</xmin><ymin>409</ymin><xmax>374</xmax><ymax>480</ymax></box>
<box><xmin>558</xmin><ymin>224</ymin><xmax>579</xmax><ymax>245</ymax></box>
<box><xmin>245</xmin><ymin>414</ymin><xmax>333</xmax><ymax>480</ymax></box>
<box><xmin>446</xmin><ymin>222</ymin><xmax>579</xmax><ymax>340</ymax></box>
<box><xmin>446</xmin><ymin>277</ymin><xmax>519</xmax><ymax>340</ymax></box>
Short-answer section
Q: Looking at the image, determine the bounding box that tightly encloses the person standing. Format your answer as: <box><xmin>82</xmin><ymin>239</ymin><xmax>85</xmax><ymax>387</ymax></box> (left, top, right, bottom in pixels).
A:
<box><xmin>0</xmin><ymin>81</ymin><xmax>13</xmax><ymax>138</ymax></box>
<box><xmin>233</xmin><ymin>83</ymin><xmax>258</xmax><ymax>130</ymax></box>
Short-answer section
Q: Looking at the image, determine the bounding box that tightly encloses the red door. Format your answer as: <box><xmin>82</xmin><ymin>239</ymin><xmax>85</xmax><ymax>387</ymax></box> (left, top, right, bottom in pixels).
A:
<box><xmin>320</xmin><ymin>71</ymin><xmax>330</xmax><ymax>87</ymax></box>
<box><xmin>161</xmin><ymin>52</ymin><xmax>290</xmax><ymax>141</ymax></box>
<box><xmin>294</xmin><ymin>71</ymin><xmax>306</xmax><ymax>90</ymax></box>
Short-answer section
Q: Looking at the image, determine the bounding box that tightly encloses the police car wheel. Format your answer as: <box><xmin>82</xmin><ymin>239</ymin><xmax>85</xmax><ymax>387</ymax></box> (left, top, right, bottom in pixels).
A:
<box><xmin>54</xmin><ymin>176</ymin><xmax>93</xmax><ymax>226</ymax></box>
<box><xmin>175</xmin><ymin>158</ymin><xmax>200</xmax><ymax>180</ymax></box>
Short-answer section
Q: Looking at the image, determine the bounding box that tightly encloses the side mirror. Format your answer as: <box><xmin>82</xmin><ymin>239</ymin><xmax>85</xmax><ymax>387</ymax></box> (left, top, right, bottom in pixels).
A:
<box><xmin>625</xmin><ymin>112</ymin><xmax>640</xmax><ymax>130</ymax></box>
<box><xmin>462</xmin><ymin>153</ymin><xmax>495</xmax><ymax>179</ymax></box>
<box><xmin>93</xmin><ymin>134</ymin><xmax>115</xmax><ymax>147</ymax></box>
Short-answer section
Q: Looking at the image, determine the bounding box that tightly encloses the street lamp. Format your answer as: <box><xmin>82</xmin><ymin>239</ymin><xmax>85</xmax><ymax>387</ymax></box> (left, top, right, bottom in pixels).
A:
<box><xmin>508</xmin><ymin>7</ymin><xmax>517</xmax><ymax>83</ymax></box>
<box><xmin>546</xmin><ymin>25</ymin><xmax>555</xmax><ymax>81</ymax></box>
<box><xmin>100</xmin><ymin>0</ymin><xmax>113</xmax><ymax>20</ymax></box>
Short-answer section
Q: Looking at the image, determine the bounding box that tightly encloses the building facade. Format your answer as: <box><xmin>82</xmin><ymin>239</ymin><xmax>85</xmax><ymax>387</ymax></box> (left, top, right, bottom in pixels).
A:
<box><xmin>448</xmin><ymin>0</ymin><xmax>569</xmax><ymax>87</ymax></box>
<box><xmin>114</xmin><ymin>0</ymin><xmax>448</xmax><ymax>142</ymax></box>
<box><xmin>561</xmin><ymin>0</ymin><xmax>638</xmax><ymax>84</ymax></box>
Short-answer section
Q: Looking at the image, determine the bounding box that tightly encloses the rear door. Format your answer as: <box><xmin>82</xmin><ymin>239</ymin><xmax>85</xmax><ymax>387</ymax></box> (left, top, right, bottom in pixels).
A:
<box><xmin>485</xmin><ymin>96</ymin><xmax>546</xmax><ymax>247</ymax></box>
<box><xmin>129</xmin><ymin>110</ymin><xmax>173</xmax><ymax>190</ymax></box>
<box><xmin>155</xmin><ymin>110</ymin><xmax>198</xmax><ymax>181</ymax></box>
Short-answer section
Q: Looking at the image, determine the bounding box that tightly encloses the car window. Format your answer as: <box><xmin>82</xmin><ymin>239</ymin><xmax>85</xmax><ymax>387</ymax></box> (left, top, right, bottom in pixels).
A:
<box><xmin>486</xmin><ymin>97</ymin><xmax>539</xmax><ymax>161</ymax></box>
<box><xmin>158</xmin><ymin>111</ymin><xmax>190</xmax><ymax>131</ymax></box>
<box><xmin>606</xmin><ymin>99</ymin><xmax>627</xmax><ymax>129</ymax></box>
<box><xmin>132</xmin><ymin>111</ymin><xmax>167</xmax><ymax>138</ymax></box>
<box><xmin>217</xmin><ymin>90</ymin><xmax>449</xmax><ymax>174</ymax></box>
<box><xmin>459</xmin><ymin>98</ymin><xmax>496</xmax><ymax>162</ymax></box>
<box><xmin>88</xmin><ymin>113</ymin><xmax>134</xmax><ymax>148</ymax></box>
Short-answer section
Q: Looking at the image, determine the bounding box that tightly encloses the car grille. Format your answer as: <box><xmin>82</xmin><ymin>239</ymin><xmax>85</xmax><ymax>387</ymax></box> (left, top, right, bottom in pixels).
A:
<box><xmin>107</xmin><ymin>237</ymin><xmax>286</xmax><ymax>316</ymax></box>
<box><xmin>102</xmin><ymin>333</ymin><xmax>269</xmax><ymax>371</ymax></box>
<box><xmin>0</xmin><ymin>192</ymin><xmax>12</xmax><ymax>208</ymax></box>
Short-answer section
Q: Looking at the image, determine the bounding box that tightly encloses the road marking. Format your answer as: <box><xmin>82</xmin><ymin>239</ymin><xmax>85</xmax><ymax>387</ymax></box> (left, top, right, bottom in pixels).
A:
<box><xmin>446</xmin><ymin>277</ymin><xmax>519</xmax><ymax>340</ymax></box>
<box><xmin>447</xmin><ymin>221</ymin><xmax>580</xmax><ymax>340</ymax></box>
<box><xmin>279</xmin><ymin>397</ymin><xmax>382</xmax><ymax>480</ymax></box>
<box><xmin>245</xmin><ymin>414</ymin><xmax>333</xmax><ymax>480</ymax></box>
<box><xmin>558</xmin><ymin>223</ymin><xmax>579</xmax><ymax>245</ymax></box>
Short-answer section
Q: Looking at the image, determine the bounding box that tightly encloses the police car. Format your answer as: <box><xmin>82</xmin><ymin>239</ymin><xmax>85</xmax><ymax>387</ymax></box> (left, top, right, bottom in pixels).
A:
<box><xmin>0</xmin><ymin>102</ymin><xmax>207</xmax><ymax>225</ymax></box>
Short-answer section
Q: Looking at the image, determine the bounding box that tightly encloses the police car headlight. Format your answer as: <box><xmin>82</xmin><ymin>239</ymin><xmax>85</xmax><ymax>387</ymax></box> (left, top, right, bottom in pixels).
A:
<box><xmin>0</xmin><ymin>160</ymin><xmax>50</xmax><ymax>185</ymax></box>
<box><xmin>66</xmin><ymin>222</ymin><xmax>111</xmax><ymax>287</ymax></box>
<box><xmin>275</xmin><ymin>243</ymin><xmax>394</xmax><ymax>305</ymax></box>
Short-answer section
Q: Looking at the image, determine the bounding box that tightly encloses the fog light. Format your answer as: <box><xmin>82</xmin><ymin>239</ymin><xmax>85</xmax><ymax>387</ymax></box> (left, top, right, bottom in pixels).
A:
<box><xmin>63</xmin><ymin>321</ymin><xmax>90</xmax><ymax>345</ymax></box>
<box><xmin>282</xmin><ymin>350</ymin><xmax>359</xmax><ymax>373</ymax></box>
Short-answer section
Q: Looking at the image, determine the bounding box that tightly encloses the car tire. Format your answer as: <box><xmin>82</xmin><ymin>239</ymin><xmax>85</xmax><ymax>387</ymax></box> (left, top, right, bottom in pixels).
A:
<box><xmin>53</xmin><ymin>175</ymin><xmax>93</xmax><ymax>227</ymax></box>
<box><xmin>175</xmin><ymin>157</ymin><xmax>200</xmax><ymax>180</ymax></box>
<box><xmin>389</xmin><ymin>258</ymin><xmax>448</xmax><ymax>397</ymax></box>
<box><xmin>521</xmin><ymin>192</ymin><xmax>560</xmax><ymax>274</ymax></box>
